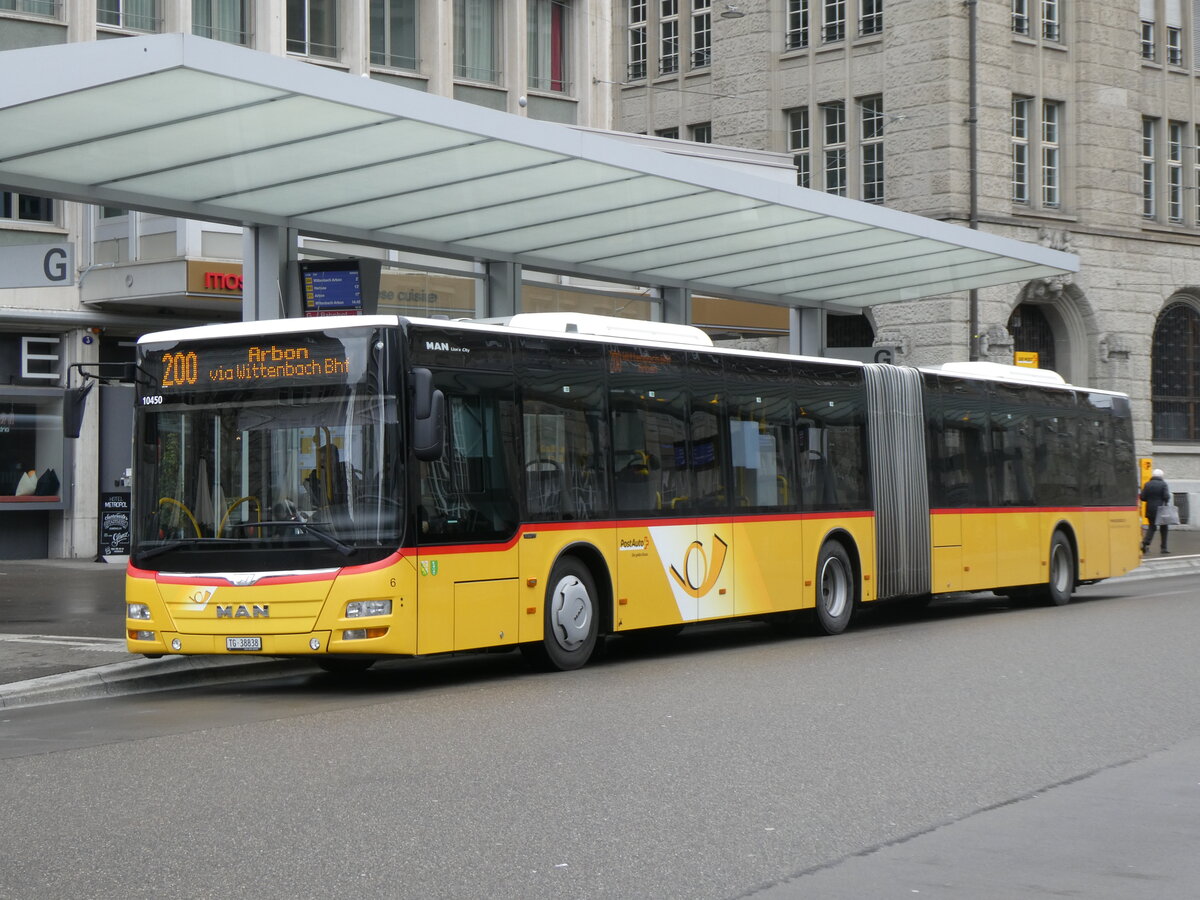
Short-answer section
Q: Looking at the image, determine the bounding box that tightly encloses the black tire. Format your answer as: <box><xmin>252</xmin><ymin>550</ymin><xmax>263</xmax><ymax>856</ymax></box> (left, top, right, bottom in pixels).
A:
<box><xmin>523</xmin><ymin>557</ymin><xmax>600</xmax><ymax>671</ymax></box>
<box><xmin>1042</xmin><ymin>531</ymin><xmax>1076</xmax><ymax>607</ymax></box>
<box><xmin>815</xmin><ymin>541</ymin><xmax>856</xmax><ymax>635</ymax></box>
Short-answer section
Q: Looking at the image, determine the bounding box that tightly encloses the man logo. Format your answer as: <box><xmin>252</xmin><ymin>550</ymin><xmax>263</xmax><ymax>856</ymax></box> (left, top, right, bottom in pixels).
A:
<box><xmin>425</xmin><ymin>341</ymin><xmax>450</xmax><ymax>351</ymax></box>
<box><xmin>216</xmin><ymin>604</ymin><xmax>270</xmax><ymax>618</ymax></box>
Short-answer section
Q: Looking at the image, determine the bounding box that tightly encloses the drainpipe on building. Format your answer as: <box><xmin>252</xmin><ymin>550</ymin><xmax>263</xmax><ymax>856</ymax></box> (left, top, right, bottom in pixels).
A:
<box><xmin>966</xmin><ymin>0</ymin><xmax>980</xmax><ymax>361</ymax></box>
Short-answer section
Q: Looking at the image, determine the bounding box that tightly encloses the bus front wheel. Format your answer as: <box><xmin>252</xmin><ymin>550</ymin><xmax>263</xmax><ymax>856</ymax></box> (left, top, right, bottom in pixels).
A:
<box><xmin>1043</xmin><ymin>532</ymin><xmax>1076</xmax><ymax>607</ymax></box>
<box><xmin>815</xmin><ymin>541</ymin><xmax>856</xmax><ymax>635</ymax></box>
<box><xmin>523</xmin><ymin>557</ymin><xmax>599</xmax><ymax>671</ymax></box>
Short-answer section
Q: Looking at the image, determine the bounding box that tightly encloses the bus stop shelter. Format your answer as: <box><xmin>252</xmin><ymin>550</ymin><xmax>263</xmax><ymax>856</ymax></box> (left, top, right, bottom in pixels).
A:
<box><xmin>0</xmin><ymin>33</ymin><xmax>1077</xmax><ymax>348</ymax></box>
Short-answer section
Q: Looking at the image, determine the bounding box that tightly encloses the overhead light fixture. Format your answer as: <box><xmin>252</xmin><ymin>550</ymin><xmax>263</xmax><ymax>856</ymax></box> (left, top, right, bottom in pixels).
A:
<box><xmin>720</xmin><ymin>4</ymin><xmax>745</xmax><ymax>18</ymax></box>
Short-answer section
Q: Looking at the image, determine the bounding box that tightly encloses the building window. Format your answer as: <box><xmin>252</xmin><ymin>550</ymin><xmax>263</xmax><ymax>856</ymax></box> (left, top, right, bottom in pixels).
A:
<box><xmin>193</xmin><ymin>0</ymin><xmax>249</xmax><ymax>44</ymax></box>
<box><xmin>822</xmin><ymin>0</ymin><xmax>845</xmax><ymax>42</ymax></box>
<box><xmin>691</xmin><ymin>0</ymin><xmax>711</xmax><ymax>67</ymax></box>
<box><xmin>1141</xmin><ymin>20</ymin><xmax>1156</xmax><ymax>60</ymax></box>
<box><xmin>454</xmin><ymin>0</ymin><xmax>500</xmax><ymax>82</ymax></box>
<box><xmin>1169</xmin><ymin>121</ymin><xmax>1185</xmax><ymax>222</ymax></box>
<box><xmin>1151</xmin><ymin>301</ymin><xmax>1200</xmax><ymax>441</ymax></box>
<box><xmin>1040</xmin><ymin>0</ymin><xmax>1059</xmax><ymax>41</ymax></box>
<box><xmin>1012</xmin><ymin>96</ymin><xmax>1031</xmax><ymax>204</ymax></box>
<box><xmin>370</xmin><ymin>0</ymin><xmax>419</xmax><ymax>70</ymax></box>
<box><xmin>97</xmin><ymin>0</ymin><xmax>160</xmax><ymax>31</ymax></box>
<box><xmin>1012</xmin><ymin>96</ymin><xmax>1063</xmax><ymax>209</ymax></box>
<box><xmin>860</xmin><ymin>95</ymin><xmax>884</xmax><ymax>204</ymax></box>
<box><xmin>1041</xmin><ymin>100</ymin><xmax>1060</xmax><ymax>208</ymax></box>
<box><xmin>787</xmin><ymin>108</ymin><xmax>811</xmax><ymax>189</ymax></box>
<box><xmin>1143</xmin><ymin>117</ymin><xmax>1158</xmax><ymax>219</ymax></box>
<box><xmin>660</xmin><ymin>0</ymin><xmax>680</xmax><ymax>74</ymax></box>
<box><xmin>628</xmin><ymin>0</ymin><xmax>648</xmax><ymax>79</ymax></box>
<box><xmin>1012</xmin><ymin>0</ymin><xmax>1029</xmax><ymax>35</ymax></box>
<box><xmin>786</xmin><ymin>0</ymin><xmax>809</xmax><ymax>48</ymax></box>
<box><xmin>859</xmin><ymin>0</ymin><xmax>882</xmax><ymax>35</ymax></box>
<box><xmin>822</xmin><ymin>101</ymin><xmax>847</xmax><ymax>195</ymax></box>
<box><xmin>1</xmin><ymin>192</ymin><xmax>53</xmax><ymax>223</ymax></box>
<box><xmin>0</xmin><ymin>1</ymin><xmax>58</xmax><ymax>17</ymax></box>
<box><xmin>1194</xmin><ymin>125</ymin><xmax>1200</xmax><ymax>223</ymax></box>
<box><xmin>529</xmin><ymin>0</ymin><xmax>570</xmax><ymax>92</ymax></box>
<box><xmin>690</xmin><ymin>122</ymin><xmax>712</xmax><ymax>143</ymax></box>
<box><xmin>287</xmin><ymin>0</ymin><xmax>338</xmax><ymax>57</ymax></box>
<box><xmin>655</xmin><ymin>127</ymin><xmax>680</xmax><ymax>139</ymax></box>
<box><xmin>1168</xmin><ymin>25</ymin><xmax>1184</xmax><ymax>64</ymax></box>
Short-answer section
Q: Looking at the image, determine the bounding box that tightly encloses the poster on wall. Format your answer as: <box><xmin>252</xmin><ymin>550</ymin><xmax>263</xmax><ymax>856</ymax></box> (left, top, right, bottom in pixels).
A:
<box><xmin>99</xmin><ymin>491</ymin><xmax>130</xmax><ymax>561</ymax></box>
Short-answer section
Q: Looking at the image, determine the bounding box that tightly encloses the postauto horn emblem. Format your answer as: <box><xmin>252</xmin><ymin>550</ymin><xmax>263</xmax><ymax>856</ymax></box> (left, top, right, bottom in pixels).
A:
<box><xmin>669</xmin><ymin>534</ymin><xmax>729</xmax><ymax>599</ymax></box>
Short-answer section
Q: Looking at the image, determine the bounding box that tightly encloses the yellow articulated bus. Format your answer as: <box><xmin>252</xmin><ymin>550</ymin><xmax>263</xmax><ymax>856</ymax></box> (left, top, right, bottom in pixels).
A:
<box><xmin>126</xmin><ymin>312</ymin><xmax>1140</xmax><ymax>673</ymax></box>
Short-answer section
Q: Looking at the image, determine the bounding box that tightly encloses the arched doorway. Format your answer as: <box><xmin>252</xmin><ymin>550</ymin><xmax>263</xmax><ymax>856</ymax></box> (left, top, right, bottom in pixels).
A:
<box><xmin>1151</xmin><ymin>300</ymin><xmax>1200</xmax><ymax>441</ymax></box>
<box><xmin>826</xmin><ymin>313</ymin><xmax>875</xmax><ymax>348</ymax></box>
<box><xmin>1007</xmin><ymin>303</ymin><xmax>1057</xmax><ymax>373</ymax></box>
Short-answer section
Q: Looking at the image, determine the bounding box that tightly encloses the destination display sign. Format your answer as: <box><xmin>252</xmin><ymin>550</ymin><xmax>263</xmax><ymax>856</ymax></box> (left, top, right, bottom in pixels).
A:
<box><xmin>140</xmin><ymin>333</ymin><xmax>368</xmax><ymax>396</ymax></box>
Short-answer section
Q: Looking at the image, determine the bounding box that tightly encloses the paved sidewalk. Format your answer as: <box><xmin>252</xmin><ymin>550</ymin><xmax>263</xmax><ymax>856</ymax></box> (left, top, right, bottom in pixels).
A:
<box><xmin>1</xmin><ymin>529</ymin><xmax>1198</xmax><ymax>709</ymax></box>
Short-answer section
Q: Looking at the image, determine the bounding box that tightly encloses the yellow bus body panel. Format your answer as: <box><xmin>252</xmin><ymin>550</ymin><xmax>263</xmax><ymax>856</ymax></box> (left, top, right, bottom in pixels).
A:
<box><xmin>929</xmin><ymin>507</ymin><xmax>1142</xmax><ymax>597</ymax></box>
<box><xmin>127</xmin><ymin>505</ymin><xmax>1138</xmax><ymax>659</ymax></box>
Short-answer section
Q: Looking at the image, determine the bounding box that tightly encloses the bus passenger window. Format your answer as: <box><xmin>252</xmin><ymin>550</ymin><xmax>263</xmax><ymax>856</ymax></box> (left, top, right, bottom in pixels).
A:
<box><xmin>418</xmin><ymin>384</ymin><xmax>518</xmax><ymax>543</ymax></box>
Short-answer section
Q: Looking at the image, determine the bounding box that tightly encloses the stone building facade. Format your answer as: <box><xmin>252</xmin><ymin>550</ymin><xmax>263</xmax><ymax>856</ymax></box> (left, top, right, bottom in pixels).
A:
<box><xmin>614</xmin><ymin>0</ymin><xmax>1200</xmax><ymax>500</ymax></box>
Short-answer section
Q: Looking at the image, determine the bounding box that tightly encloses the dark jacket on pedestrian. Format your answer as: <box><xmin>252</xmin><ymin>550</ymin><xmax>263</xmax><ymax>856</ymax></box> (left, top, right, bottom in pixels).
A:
<box><xmin>1140</xmin><ymin>475</ymin><xmax>1171</xmax><ymax>521</ymax></box>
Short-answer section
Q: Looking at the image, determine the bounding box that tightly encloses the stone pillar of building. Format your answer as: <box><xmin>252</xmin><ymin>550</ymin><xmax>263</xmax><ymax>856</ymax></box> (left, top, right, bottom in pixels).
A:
<box><xmin>242</xmin><ymin>226</ymin><xmax>297</xmax><ymax>321</ymax></box>
<box><xmin>485</xmin><ymin>262</ymin><xmax>522</xmax><ymax>318</ymax></box>
<box><xmin>661</xmin><ymin>286</ymin><xmax>690</xmax><ymax>324</ymax></box>
<box><xmin>49</xmin><ymin>327</ymin><xmax>100</xmax><ymax>559</ymax></box>
<box><xmin>789</xmin><ymin>306</ymin><xmax>823</xmax><ymax>357</ymax></box>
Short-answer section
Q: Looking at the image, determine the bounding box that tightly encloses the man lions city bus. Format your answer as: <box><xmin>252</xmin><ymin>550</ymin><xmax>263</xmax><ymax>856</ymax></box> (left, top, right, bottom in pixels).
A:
<box><xmin>125</xmin><ymin>313</ymin><xmax>1140</xmax><ymax>672</ymax></box>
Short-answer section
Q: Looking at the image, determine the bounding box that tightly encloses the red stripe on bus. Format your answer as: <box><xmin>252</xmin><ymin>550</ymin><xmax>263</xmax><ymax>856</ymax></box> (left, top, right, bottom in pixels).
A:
<box><xmin>932</xmin><ymin>506</ymin><xmax>1139</xmax><ymax>515</ymax></box>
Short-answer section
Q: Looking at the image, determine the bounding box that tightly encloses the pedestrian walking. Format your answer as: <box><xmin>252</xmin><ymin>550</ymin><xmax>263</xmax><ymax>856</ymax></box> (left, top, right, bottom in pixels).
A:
<box><xmin>1140</xmin><ymin>468</ymin><xmax>1174</xmax><ymax>554</ymax></box>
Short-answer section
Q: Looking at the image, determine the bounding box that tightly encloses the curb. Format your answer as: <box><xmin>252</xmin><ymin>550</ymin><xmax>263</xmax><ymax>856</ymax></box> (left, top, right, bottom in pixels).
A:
<box><xmin>1109</xmin><ymin>553</ymin><xmax>1200</xmax><ymax>582</ymax></box>
<box><xmin>0</xmin><ymin>655</ymin><xmax>312</xmax><ymax>711</ymax></box>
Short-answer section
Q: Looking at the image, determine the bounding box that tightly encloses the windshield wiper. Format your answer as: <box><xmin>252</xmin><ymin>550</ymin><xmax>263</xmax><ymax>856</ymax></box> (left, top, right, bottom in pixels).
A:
<box><xmin>229</xmin><ymin>520</ymin><xmax>357</xmax><ymax>557</ymax></box>
<box><xmin>137</xmin><ymin>537</ymin><xmax>224</xmax><ymax>562</ymax></box>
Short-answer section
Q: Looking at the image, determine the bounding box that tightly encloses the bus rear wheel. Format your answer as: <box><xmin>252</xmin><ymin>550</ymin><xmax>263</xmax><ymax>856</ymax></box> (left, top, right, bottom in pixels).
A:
<box><xmin>815</xmin><ymin>541</ymin><xmax>856</xmax><ymax>635</ymax></box>
<box><xmin>1042</xmin><ymin>532</ymin><xmax>1076</xmax><ymax>607</ymax></box>
<box><xmin>522</xmin><ymin>557</ymin><xmax>599</xmax><ymax>671</ymax></box>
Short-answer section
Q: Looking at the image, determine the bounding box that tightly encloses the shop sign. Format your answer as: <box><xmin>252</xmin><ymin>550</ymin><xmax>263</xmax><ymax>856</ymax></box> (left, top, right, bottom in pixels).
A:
<box><xmin>187</xmin><ymin>261</ymin><xmax>243</xmax><ymax>298</ymax></box>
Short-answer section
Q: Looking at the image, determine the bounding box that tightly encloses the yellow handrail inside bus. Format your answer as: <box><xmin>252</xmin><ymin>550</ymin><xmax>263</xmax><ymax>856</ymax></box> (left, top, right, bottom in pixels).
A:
<box><xmin>218</xmin><ymin>495</ymin><xmax>261</xmax><ymax>537</ymax></box>
<box><xmin>309</xmin><ymin>426</ymin><xmax>337</xmax><ymax>509</ymax></box>
<box><xmin>157</xmin><ymin>497</ymin><xmax>201</xmax><ymax>538</ymax></box>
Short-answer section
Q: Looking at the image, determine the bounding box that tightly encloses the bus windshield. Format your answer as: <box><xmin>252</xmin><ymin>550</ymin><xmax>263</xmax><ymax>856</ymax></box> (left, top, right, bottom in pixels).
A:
<box><xmin>132</xmin><ymin>330</ymin><xmax>402</xmax><ymax>570</ymax></box>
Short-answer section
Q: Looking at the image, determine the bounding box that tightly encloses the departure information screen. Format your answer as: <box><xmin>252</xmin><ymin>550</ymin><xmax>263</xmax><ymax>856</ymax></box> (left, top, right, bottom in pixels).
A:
<box><xmin>140</xmin><ymin>332</ymin><xmax>371</xmax><ymax>396</ymax></box>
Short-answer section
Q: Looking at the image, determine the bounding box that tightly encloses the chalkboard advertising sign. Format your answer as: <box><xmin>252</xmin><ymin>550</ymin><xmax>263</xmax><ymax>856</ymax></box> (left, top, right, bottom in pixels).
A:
<box><xmin>100</xmin><ymin>491</ymin><xmax>130</xmax><ymax>558</ymax></box>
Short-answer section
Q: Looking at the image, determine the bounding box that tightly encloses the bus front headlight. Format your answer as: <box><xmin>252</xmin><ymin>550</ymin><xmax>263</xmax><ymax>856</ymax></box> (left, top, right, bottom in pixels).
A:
<box><xmin>127</xmin><ymin>603</ymin><xmax>151</xmax><ymax>620</ymax></box>
<box><xmin>346</xmin><ymin>599</ymin><xmax>391</xmax><ymax>618</ymax></box>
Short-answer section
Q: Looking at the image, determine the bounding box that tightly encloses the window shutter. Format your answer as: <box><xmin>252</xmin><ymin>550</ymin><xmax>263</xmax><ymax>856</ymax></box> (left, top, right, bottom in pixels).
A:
<box><xmin>1141</xmin><ymin>0</ymin><xmax>1155</xmax><ymax>19</ymax></box>
<box><xmin>1167</xmin><ymin>0</ymin><xmax>1182</xmax><ymax>25</ymax></box>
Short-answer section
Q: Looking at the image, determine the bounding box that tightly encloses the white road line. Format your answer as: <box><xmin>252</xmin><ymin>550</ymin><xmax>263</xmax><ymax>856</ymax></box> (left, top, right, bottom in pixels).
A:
<box><xmin>0</xmin><ymin>633</ymin><xmax>128</xmax><ymax>652</ymax></box>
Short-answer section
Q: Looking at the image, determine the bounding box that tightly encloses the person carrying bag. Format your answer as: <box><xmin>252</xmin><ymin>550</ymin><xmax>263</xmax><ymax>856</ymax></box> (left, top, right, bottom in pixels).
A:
<box><xmin>1140</xmin><ymin>468</ymin><xmax>1174</xmax><ymax>554</ymax></box>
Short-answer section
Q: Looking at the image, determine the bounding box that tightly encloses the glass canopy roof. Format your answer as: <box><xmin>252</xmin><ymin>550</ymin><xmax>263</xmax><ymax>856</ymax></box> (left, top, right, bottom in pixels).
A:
<box><xmin>0</xmin><ymin>34</ymin><xmax>1077</xmax><ymax>310</ymax></box>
